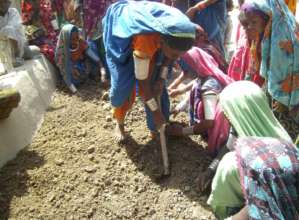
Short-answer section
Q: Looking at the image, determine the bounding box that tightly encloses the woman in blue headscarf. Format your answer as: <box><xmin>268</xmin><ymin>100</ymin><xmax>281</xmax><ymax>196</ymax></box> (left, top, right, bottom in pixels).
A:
<box><xmin>102</xmin><ymin>0</ymin><xmax>196</xmax><ymax>141</ymax></box>
<box><xmin>236</xmin><ymin>0</ymin><xmax>299</xmax><ymax>141</ymax></box>
<box><xmin>55</xmin><ymin>24</ymin><xmax>104</xmax><ymax>93</ymax></box>
<box><xmin>186</xmin><ymin>0</ymin><xmax>227</xmax><ymax>55</ymax></box>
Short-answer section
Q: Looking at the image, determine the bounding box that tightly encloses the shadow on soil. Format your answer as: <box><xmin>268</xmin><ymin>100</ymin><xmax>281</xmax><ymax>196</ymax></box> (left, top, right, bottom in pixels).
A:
<box><xmin>0</xmin><ymin>149</ymin><xmax>45</xmax><ymax>220</ymax></box>
<box><xmin>121</xmin><ymin>134</ymin><xmax>213</xmax><ymax>211</ymax></box>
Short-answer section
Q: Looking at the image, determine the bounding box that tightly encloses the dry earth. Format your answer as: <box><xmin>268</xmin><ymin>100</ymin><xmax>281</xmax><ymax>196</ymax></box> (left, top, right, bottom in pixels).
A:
<box><xmin>0</xmin><ymin>80</ymin><xmax>216</xmax><ymax>220</ymax></box>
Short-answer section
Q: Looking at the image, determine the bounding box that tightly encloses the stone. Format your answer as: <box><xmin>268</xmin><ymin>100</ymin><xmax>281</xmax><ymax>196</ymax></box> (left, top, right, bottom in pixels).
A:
<box><xmin>84</xmin><ymin>166</ymin><xmax>97</xmax><ymax>173</ymax></box>
<box><xmin>87</xmin><ymin>146</ymin><xmax>95</xmax><ymax>154</ymax></box>
<box><xmin>54</xmin><ymin>159</ymin><xmax>64</xmax><ymax>166</ymax></box>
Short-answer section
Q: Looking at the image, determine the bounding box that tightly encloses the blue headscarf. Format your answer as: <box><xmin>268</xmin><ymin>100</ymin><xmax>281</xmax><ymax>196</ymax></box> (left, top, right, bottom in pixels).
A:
<box><xmin>102</xmin><ymin>0</ymin><xmax>196</xmax><ymax>107</ymax></box>
<box><xmin>243</xmin><ymin>0</ymin><xmax>299</xmax><ymax>111</ymax></box>
<box><xmin>55</xmin><ymin>24</ymin><xmax>79</xmax><ymax>87</ymax></box>
<box><xmin>191</xmin><ymin>0</ymin><xmax>227</xmax><ymax>54</ymax></box>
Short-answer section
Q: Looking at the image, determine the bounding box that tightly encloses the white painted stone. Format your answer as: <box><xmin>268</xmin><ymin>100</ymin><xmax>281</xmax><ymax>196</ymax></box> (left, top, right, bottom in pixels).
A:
<box><xmin>0</xmin><ymin>55</ymin><xmax>57</xmax><ymax>167</ymax></box>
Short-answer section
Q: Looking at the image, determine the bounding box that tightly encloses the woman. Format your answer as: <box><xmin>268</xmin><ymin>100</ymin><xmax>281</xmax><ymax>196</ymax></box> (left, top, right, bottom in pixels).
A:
<box><xmin>186</xmin><ymin>0</ymin><xmax>227</xmax><ymax>54</ymax></box>
<box><xmin>206</xmin><ymin>80</ymin><xmax>294</xmax><ymax>219</ymax></box>
<box><xmin>196</xmin><ymin>80</ymin><xmax>292</xmax><ymax>194</ymax></box>
<box><xmin>103</xmin><ymin>0</ymin><xmax>196</xmax><ymax>141</ymax></box>
<box><xmin>195</xmin><ymin>25</ymin><xmax>228</xmax><ymax>73</ymax></box>
<box><xmin>21</xmin><ymin>0</ymin><xmax>59</xmax><ymax>63</ymax></box>
<box><xmin>55</xmin><ymin>24</ymin><xmax>103</xmax><ymax>93</ymax></box>
<box><xmin>167</xmin><ymin>46</ymin><xmax>233</xmax><ymax>157</ymax></box>
<box><xmin>208</xmin><ymin>136</ymin><xmax>299</xmax><ymax>220</ymax></box>
<box><xmin>229</xmin><ymin>0</ymin><xmax>299</xmax><ymax>140</ymax></box>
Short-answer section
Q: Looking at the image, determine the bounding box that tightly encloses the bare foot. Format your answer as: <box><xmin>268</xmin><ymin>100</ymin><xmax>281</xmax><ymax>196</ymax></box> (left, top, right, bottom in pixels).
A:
<box><xmin>115</xmin><ymin>123</ymin><xmax>128</xmax><ymax>143</ymax></box>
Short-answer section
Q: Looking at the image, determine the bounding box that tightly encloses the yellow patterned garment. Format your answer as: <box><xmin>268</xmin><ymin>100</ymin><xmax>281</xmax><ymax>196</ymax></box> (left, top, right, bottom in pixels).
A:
<box><xmin>285</xmin><ymin>0</ymin><xmax>296</xmax><ymax>15</ymax></box>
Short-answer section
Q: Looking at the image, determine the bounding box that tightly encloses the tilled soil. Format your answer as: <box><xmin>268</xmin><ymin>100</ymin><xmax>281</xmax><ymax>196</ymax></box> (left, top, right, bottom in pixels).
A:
<box><xmin>0</xmin><ymin>80</ymin><xmax>215</xmax><ymax>220</ymax></box>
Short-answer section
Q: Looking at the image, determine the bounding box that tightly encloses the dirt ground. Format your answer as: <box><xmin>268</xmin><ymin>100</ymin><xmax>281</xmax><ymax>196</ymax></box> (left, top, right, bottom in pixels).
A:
<box><xmin>0</xmin><ymin>80</ymin><xmax>216</xmax><ymax>220</ymax></box>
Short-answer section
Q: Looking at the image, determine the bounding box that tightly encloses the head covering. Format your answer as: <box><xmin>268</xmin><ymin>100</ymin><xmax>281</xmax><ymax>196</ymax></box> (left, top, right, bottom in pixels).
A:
<box><xmin>241</xmin><ymin>0</ymin><xmax>299</xmax><ymax>111</ymax></box>
<box><xmin>179</xmin><ymin>47</ymin><xmax>233</xmax><ymax>156</ymax></box>
<box><xmin>103</xmin><ymin>0</ymin><xmax>196</xmax><ymax>107</ymax></box>
<box><xmin>219</xmin><ymin>81</ymin><xmax>292</xmax><ymax>142</ymax></box>
<box><xmin>179</xmin><ymin>47</ymin><xmax>233</xmax><ymax>86</ymax></box>
<box><xmin>240</xmin><ymin>2</ymin><xmax>270</xmax><ymax>22</ymax></box>
<box><xmin>235</xmin><ymin>136</ymin><xmax>299</xmax><ymax>219</ymax></box>
<box><xmin>55</xmin><ymin>24</ymin><xmax>87</xmax><ymax>87</ymax></box>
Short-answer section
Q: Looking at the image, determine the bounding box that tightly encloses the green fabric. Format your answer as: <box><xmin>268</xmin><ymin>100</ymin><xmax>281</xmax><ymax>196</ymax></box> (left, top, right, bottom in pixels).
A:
<box><xmin>219</xmin><ymin>81</ymin><xmax>292</xmax><ymax>142</ymax></box>
<box><xmin>207</xmin><ymin>152</ymin><xmax>244</xmax><ymax>219</ymax></box>
<box><xmin>296</xmin><ymin>135</ymin><xmax>299</xmax><ymax>148</ymax></box>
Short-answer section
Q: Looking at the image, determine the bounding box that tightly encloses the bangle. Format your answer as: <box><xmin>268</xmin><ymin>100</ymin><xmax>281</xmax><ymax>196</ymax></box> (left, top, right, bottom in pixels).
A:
<box><xmin>160</xmin><ymin>66</ymin><xmax>168</xmax><ymax>80</ymax></box>
<box><xmin>208</xmin><ymin>159</ymin><xmax>220</xmax><ymax>171</ymax></box>
<box><xmin>146</xmin><ymin>98</ymin><xmax>158</xmax><ymax>112</ymax></box>
<box><xmin>182</xmin><ymin>126</ymin><xmax>194</xmax><ymax>135</ymax></box>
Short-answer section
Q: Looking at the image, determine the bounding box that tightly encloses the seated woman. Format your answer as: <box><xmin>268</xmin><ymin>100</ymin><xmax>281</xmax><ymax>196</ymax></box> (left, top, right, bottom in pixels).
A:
<box><xmin>203</xmin><ymin>81</ymin><xmax>293</xmax><ymax>218</ymax></box>
<box><xmin>189</xmin><ymin>80</ymin><xmax>292</xmax><ymax>194</ymax></box>
<box><xmin>228</xmin><ymin>0</ymin><xmax>299</xmax><ymax>141</ymax></box>
<box><xmin>0</xmin><ymin>0</ymin><xmax>27</xmax><ymax>67</ymax></box>
<box><xmin>167</xmin><ymin>46</ymin><xmax>233</xmax><ymax>157</ymax></box>
<box><xmin>55</xmin><ymin>24</ymin><xmax>104</xmax><ymax>93</ymax></box>
<box><xmin>21</xmin><ymin>0</ymin><xmax>59</xmax><ymax>64</ymax></box>
<box><xmin>208</xmin><ymin>137</ymin><xmax>298</xmax><ymax>220</ymax></box>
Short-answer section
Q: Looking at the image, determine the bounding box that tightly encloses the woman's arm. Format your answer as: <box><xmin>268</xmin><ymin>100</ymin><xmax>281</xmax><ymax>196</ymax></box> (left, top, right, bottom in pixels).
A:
<box><xmin>186</xmin><ymin>0</ymin><xmax>218</xmax><ymax>20</ymax></box>
<box><xmin>168</xmin><ymin>71</ymin><xmax>186</xmax><ymax>90</ymax></box>
<box><xmin>169</xmin><ymin>78</ymin><xmax>195</xmax><ymax>97</ymax></box>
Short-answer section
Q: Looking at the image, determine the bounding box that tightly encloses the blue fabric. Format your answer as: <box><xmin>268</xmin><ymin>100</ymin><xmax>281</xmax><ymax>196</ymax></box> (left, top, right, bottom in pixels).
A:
<box><xmin>103</xmin><ymin>0</ymin><xmax>196</xmax><ymax>107</ymax></box>
<box><xmin>55</xmin><ymin>24</ymin><xmax>78</xmax><ymax>87</ymax></box>
<box><xmin>236</xmin><ymin>137</ymin><xmax>299</xmax><ymax>219</ymax></box>
<box><xmin>246</xmin><ymin>0</ymin><xmax>299</xmax><ymax>111</ymax></box>
<box><xmin>190</xmin><ymin>0</ymin><xmax>227</xmax><ymax>54</ymax></box>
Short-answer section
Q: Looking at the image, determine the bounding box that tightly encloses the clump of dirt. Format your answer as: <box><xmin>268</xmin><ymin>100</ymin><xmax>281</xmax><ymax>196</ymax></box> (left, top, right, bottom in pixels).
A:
<box><xmin>0</xmin><ymin>80</ymin><xmax>215</xmax><ymax>220</ymax></box>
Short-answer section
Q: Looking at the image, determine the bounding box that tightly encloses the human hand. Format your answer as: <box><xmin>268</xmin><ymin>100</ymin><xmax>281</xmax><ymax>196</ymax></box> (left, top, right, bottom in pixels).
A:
<box><xmin>168</xmin><ymin>88</ymin><xmax>182</xmax><ymax>98</ymax></box>
<box><xmin>195</xmin><ymin>168</ymin><xmax>214</xmax><ymax>192</ymax></box>
<box><xmin>166</xmin><ymin>123</ymin><xmax>183</xmax><ymax>136</ymax></box>
<box><xmin>170</xmin><ymin>107</ymin><xmax>180</xmax><ymax>118</ymax></box>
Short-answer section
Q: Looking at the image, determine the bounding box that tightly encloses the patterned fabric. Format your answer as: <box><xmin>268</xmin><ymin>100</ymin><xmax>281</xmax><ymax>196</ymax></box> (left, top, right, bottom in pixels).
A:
<box><xmin>219</xmin><ymin>81</ymin><xmax>292</xmax><ymax>142</ymax></box>
<box><xmin>243</xmin><ymin>0</ymin><xmax>299</xmax><ymax>117</ymax></box>
<box><xmin>82</xmin><ymin>0</ymin><xmax>115</xmax><ymax>38</ymax></box>
<box><xmin>228</xmin><ymin>24</ymin><xmax>265</xmax><ymax>87</ymax></box>
<box><xmin>236</xmin><ymin>137</ymin><xmax>299</xmax><ymax>220</ymax></box>
<box><xmin>21</xmin><ymin>0</ymin><xmax>58</xmax><ymax>63</ymax></box>
<box><xmin>285</xmin><ymin>0</ymin><xmax>296</xmax><ymax>14</ymax></box>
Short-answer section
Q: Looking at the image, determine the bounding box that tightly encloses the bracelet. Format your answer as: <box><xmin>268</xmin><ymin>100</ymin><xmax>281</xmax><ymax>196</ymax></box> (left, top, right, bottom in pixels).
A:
<box><xmin>208</xmin><ymin>159</ymin><xmax>220</xmax><ymax>171</ymax></box>
<box><xmin>146</xmin><ymin>98</ymin><xmax>158</xmax><ymax>112</ymax></box>
<box><xmin>160</xmin><ymin>66</ymin><xmax>168</xmax><ymax>80</ymax></box>
<box><xmin>182</xmin><ymin>126</ymin><xmax>194</xmax><ymax>135</ymax></box>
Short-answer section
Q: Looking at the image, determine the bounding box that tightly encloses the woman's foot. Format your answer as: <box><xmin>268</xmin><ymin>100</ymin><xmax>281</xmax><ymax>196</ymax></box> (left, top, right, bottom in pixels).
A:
<box><xmin>115</xmin><ymin>122</ymin><xmax>129</xmax><ymax>143</ymax></box>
